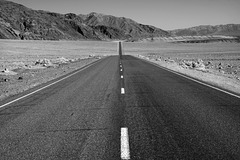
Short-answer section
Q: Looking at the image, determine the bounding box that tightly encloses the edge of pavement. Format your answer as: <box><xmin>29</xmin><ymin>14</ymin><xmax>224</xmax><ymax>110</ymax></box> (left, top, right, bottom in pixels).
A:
<box><xmin>0</xmin><ymin>57</ymin><xmax>107</xmax><ymax>109</ymax></box>
<box><xmin>132</xmin><ymin>55</ymin><xmax>240</xmax><ymax>99</ymax></box>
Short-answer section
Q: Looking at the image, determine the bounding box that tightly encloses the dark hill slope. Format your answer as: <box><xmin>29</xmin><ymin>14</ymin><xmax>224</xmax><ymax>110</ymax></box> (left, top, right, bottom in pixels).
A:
<box><xmin>79</xmin><ymin>12</ymin><xmax>169</xmax><ymax>40</ymax></box>
<box><xmin>0</xmin><ymin>0</ymin><xmax>169</xmax><ymax>40</ymax></box>
<box><xmin>0</xmin><ymin>0</ymin><xmax>100</xmax><ymax>40</ymax></box>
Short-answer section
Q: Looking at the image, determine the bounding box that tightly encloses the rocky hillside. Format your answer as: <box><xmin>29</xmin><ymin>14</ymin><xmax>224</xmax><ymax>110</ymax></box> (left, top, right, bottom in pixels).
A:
<box><xmin>169</xmin><ymin>24</ymin><xmax>240</xmax><ymax>37</ymax></box>
<box><xmin>0</xmin><ymin>0</ymin><xmax>169</xmax><ymax>40</ymax></box>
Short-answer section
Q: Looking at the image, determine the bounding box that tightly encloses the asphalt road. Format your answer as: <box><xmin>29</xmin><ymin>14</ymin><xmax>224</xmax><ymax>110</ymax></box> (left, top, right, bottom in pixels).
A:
<box><xmin>1</xmin><ymin>53</ymin><xmax>240</xmax><ymax>159</ymax></box>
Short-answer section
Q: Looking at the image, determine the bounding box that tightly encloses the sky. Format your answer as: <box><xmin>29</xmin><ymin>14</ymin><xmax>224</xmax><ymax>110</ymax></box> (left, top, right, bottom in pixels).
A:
<box><xmin>9</xmin><ymin>0</ymin><xmax>240</xmax><ymax>30</ymax></box>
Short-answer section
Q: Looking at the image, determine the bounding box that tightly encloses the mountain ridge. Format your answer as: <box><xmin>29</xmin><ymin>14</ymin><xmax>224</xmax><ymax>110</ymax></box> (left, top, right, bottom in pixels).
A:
<box><xmin>169</xmin><ymin>24</ymin><xmax>240</xmax><ymax>37</ymax></box>
<box><xmin>0</xmin><ymin>0</ymin><xmax>240</xmax><ymax>41</ymax></box>
<box><xmin>0</xmin><ymin>0</ymin><xmax>169</xmax><ymax>40</ymax></box>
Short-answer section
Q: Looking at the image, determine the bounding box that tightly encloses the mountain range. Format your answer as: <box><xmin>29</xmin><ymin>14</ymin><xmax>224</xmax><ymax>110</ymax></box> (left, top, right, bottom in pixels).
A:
<box><xmin>169</xmin><ymin>24</ymin><xmax>240</xmax><ymax>37</ymax></box>
<box><xmin>0</xmin><ymin>0</ymin><xmax>240</xmax><ymax>41</ymax></box>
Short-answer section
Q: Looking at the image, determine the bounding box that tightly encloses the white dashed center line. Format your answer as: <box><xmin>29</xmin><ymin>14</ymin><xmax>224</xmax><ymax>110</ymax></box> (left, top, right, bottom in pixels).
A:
<box><xmin>121</xmin><ymin>127</ymin><xmax>130</xmax><ymax>160</ymax></box>
<box><xmin>120</xmin><ymin>69</ymin><xmax>123</xmax><ymax>71</ymax></box>
<box><xmin>121</xmin><ymin>75</ymin><xmax>123</xmax><ymax>78</ymax></box>
<box><xmin>121</xmin><ymin>88</ymin><xmax>125</xmax><ymax>94</ymax></box>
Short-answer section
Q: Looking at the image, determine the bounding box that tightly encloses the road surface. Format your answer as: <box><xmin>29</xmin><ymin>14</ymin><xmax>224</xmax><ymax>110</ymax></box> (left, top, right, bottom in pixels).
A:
<box><xmin>0</xmin><ymin>44</ymin><xmax>240</xmax><ymax>159</ymax></box>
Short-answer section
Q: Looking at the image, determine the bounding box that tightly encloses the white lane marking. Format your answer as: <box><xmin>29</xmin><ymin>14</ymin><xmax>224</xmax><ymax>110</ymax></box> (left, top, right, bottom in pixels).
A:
<box><xmin>121</xmin><ymin>75</ymin><xmax>124</xmax><ymax>79</ymax></box>
<box><xmin>0</xmin><ymin>60</ymin><xmax>102</xmax><ymax>109</ymax></box>
<box><xmin>120</xmin><ymin>69</ymin><xmax>123</xmax><ymax>71</ymax></box>
<box><xmin>121</xmin><ymin>88</ymin><xmax>125</xmax><ymax>94</ymax></box>
<box><xmin>120</xmin><ymin>65</ymin><xmax>122</xmax><ymax>67</ymax></box>
<box><xmin>140</xmin><ymin>58</ymin><xmax>240</xmax><ymax>99</ymax></box>
<box><xmin>121</xmin><ymin>127</ymin><xmax>130</xmax><ymax>160</ymax></box>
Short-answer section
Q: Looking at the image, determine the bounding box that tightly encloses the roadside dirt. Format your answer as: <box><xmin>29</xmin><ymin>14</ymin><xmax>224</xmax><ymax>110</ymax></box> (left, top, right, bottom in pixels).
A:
<box><xmin>0</xmin><ymin>56</ymin><xmax>101</xmax><ymax>101</ymax></box>
<box><xmin>137</xmin><ymin>54</ymin><xmax>240</xmax><ymax>95</ymax></box>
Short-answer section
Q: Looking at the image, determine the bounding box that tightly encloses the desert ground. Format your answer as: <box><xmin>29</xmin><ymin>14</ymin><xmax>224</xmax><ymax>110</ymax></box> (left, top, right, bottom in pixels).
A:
<box><xmin>0</xmin><ymin>40</ymin><xmax>117</xmax><ymax>100</ymax></box>
<box><xmin>123</xmin><ymin>41</ymin><xmax>240</xmax><ymax>95</ymax></box>
<box><xmin>1</xmin><ymin>40</ymin><xmax>240</xmax><ymax>100</ymax></box>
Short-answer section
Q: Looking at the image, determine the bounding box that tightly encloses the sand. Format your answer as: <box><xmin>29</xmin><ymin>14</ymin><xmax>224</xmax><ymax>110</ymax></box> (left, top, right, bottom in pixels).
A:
<box><xmin>136</xmin><ymin>54</ymin><xmax>240</xmax><ymax>95</ymax></box>
<box><xmin>0</xmin><ymin>57</ymin><xmax>101</xmax><ymax>101</ymax></box>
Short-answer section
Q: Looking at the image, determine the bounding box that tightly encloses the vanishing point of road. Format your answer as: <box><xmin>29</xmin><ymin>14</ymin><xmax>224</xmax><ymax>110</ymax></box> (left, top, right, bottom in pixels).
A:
<box><xmin>0</xmin><ymin>42</ymin><xmax>240</xmax><ymax>159</ymax></box>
